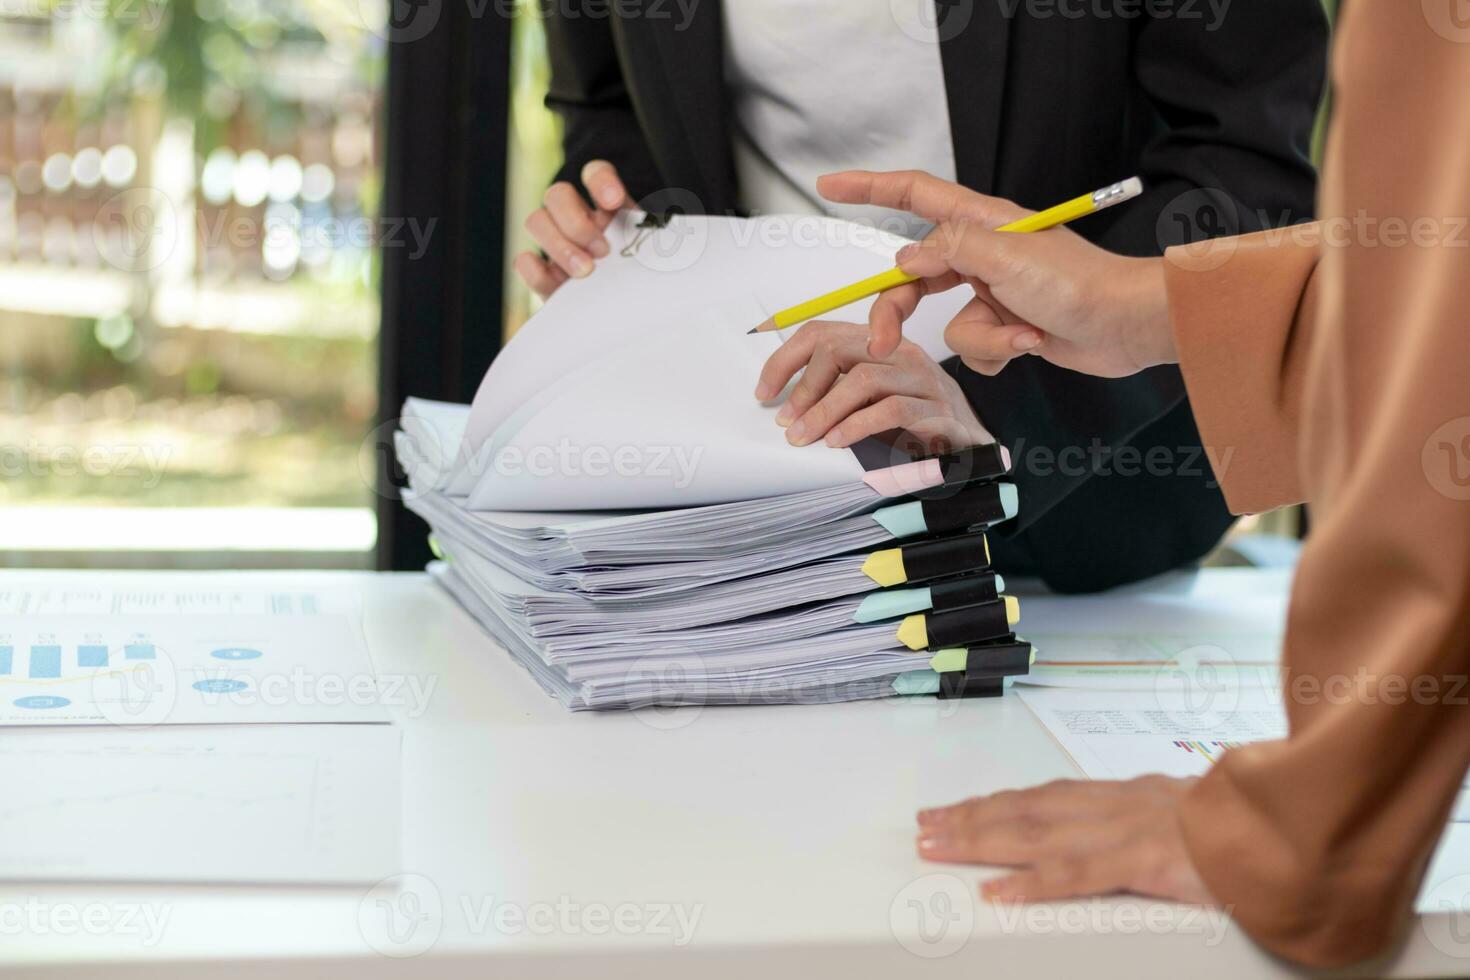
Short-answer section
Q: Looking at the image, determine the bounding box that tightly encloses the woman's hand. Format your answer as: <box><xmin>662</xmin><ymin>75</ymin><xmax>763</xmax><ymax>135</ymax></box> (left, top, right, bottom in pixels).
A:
<box><xmin>514</xmin><ymin>160</ymin><xmax>630</xmax><ymax>299</ymax></box>
<box><xmin>754</xmin><ymin>320</ymin><xmax>992</xmax><ymax>455</ymax></box>
<box><xmin>817</xmin><ymin>170</ymin><xmax>1178</xmax><ymax>378</ymax></box>
<box><xmin>917</xmin><ymin>776</ymin><xmax>1214</xmax><ymax>906</ymax></box>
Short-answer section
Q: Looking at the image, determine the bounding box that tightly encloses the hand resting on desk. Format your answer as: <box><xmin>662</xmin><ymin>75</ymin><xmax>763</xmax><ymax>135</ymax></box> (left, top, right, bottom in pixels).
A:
<box><xmin>919</xmin><ymin>775</ymin><xmax>1214</xmax><ymax>907</ymax></box>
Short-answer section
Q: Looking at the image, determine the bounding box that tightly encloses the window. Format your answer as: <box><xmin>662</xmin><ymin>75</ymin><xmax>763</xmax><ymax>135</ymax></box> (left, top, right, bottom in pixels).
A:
<box><xmin>1</xmin><ymin>0</ymin><xmax>386</xmax><ymax>567</ymax></box>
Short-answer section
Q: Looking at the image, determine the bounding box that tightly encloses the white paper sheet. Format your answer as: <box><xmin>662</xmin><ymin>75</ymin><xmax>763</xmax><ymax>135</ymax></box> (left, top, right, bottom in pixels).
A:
<box><xmin>1012</xmin><ymin>573</ymin><xmax>1290</xmax><ymax>689</ymax></box>
<box><xmin>0</xmin><ymin>613</ymin><xmax>388</xmax><ymax>726</ymax></box>
<box><xmin>469</xmin><ymin>295</ymin><xmax>866</xmax><ymax>509</ymax></box>
<box><xmin>1020</xmin><ymin>687</ymin><xmax>1470</xmax><ymax>821</ymax></box>
<box><xmin>1018</xmin><ymin>688</ymin><xmax>1289</xmax><ymax>780</ymax></box>
<box><xmin>0</xmin><ymin>724</ymin><xmax>401</xmax><ymax>883</ymax></box>
<box><xmin>0</xmin><ymin>582</ymin><xmax>359</xmax><ymax>617</ymax></box>
<box><xmin>1018</xmin><ymin>631</ymin><xmax>1284</xmax><ymax>689</ymax></box>
<box><xmin>454</xmin><ymin>211</ymin><xmax>974</xmax><ymax>509</ymax></box>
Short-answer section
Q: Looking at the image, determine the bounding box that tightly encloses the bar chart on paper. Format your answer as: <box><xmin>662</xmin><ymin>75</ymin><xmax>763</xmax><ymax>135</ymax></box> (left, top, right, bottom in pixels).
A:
<box><xmin>0</xmin><ymin>580</ymin><xmax>361</xmax><ymax>617</ymax></box>
<box><xmin>0</xmin><ymin>614</ymin><xmax>388</xmax><ymax>726</ymax></box>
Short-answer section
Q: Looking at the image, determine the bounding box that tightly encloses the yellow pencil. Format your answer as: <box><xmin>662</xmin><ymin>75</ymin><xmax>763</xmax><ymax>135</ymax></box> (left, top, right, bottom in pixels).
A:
<box><xmin>749</xmin><ymin>177</ymin><xmax>1143</xmax><ymax>334</ymax></box>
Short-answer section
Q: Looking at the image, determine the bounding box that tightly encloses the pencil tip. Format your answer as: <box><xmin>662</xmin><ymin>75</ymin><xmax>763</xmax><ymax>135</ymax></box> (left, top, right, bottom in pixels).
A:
<box><xmin>746</xmin><ymin>327</ymin><xmax>758</xmax><ymax>334</ymax></box>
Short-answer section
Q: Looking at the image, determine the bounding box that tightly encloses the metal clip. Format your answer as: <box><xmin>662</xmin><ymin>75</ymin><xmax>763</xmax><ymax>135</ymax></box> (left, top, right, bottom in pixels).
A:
<box><xmin>620</xmin><ymin>212</ymin><xmax>670</xmax><ymax>257</ymax></box>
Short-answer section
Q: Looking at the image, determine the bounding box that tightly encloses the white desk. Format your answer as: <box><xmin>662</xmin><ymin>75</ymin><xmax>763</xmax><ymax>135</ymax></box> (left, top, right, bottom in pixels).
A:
<box><xmin>4</xmin><ymin>567</ymin><xmax>1469</xmax><ymax>978</ymax></box>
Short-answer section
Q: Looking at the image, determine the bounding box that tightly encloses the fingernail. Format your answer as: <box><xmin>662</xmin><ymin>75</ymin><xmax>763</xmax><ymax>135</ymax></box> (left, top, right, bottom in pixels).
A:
<box><xmin>589</xmin><ymin>238</ymin><xmax>609</xmax><ymax>259</ymax></box>
<box><xmin>569</xmin><ymin>255</ymin><xmax>593</xmax><ymax>277</ymax></box>
<box><xmin>787</xmin><ymin>419</ymin><xmax>808</xmax><ymax>444</ymax></box>
<box><xmin>824</xmin><ymin>429</ymin><xmax>845</xmax><ymax>448</ymax></box>
<box><xmin>916</xmin><ymin>808</ymin><xmax>939</xmax><ymax>824</ymax></box>
<box><xmin>896</xmin><ymin>243</ymin><xmax>919</xmax><ymax>264</ymax></box>
<box><xmin>917</xmin><ymin>835</ymin><xmax>944</xmax><ymax>853</ymax></box>
<box><xmin>1013</xmin><ymin>332</ymin><xmax>1041</xmax><ymax>351</ymax></box>
<box><xmin>775</xmin><ymin>404</ymin><xmax>795</xmax><ymax>426</ymax></box>
<box><xmin>754</xmin><ymin>382</ymin><xmax>775</xmax><ymax>400</ymax></box>
<box><xmin>598</xmin><ymin>188</ymin><xmax>622</xmax><ymax>209</ymax></box>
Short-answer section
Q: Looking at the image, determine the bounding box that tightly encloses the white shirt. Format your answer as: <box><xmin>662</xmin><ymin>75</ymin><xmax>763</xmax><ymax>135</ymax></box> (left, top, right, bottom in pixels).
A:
<box><xmin>722</xmin><ymin>0</ymin><xmax>958</xmax><ymax>241</ymax></box>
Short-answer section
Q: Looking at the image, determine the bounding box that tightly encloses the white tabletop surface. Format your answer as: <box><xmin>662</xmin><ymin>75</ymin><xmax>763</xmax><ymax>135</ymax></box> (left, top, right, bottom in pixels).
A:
<box><xmin>3</xmin><ymin>566</ymin><xmax>1470</xmax><ymax>979</ymax></box>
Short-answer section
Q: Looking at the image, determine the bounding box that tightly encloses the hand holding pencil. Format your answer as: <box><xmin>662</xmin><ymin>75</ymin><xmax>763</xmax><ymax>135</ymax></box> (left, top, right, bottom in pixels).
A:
<box><xmin>762</xmin><ymin>171</ymin><xmax>1178</xmax><ymax>378</ymax></box>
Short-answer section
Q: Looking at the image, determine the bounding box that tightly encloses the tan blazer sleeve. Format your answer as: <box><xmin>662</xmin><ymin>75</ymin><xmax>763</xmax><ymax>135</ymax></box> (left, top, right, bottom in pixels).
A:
<box><xmin>1164</xmin><ymin>1</ymin><xmax>1470</xmax><ymax>966</ymax></box>
<box><xmin>1163</xmin><ymin>230</ymin><xmax>1322</xmax><ymax>516</ymax></box>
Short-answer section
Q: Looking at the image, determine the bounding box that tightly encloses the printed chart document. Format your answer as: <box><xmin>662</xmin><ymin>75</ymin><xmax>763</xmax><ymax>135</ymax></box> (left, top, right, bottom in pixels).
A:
<box><xmin>1014</xmin><ymin>575</ymin><xmax>1289</xmax><ymax>689</ymax></box>
<box><xmin>1017</xmin><ymin>687</ymin><xmax>1288</xmax><ymax>780</ymax></box>
<box><xmin>0</xmin><ymin>580</ymin><xmax>360</xmax><ymax>617</ymax></box>
<box><xmin>1020</xmin><ymin>687</ymin><xmax>1470</xmax><ymax>821</ymax></box>
<box><xmin>0</xmin><ymin>613</ymin><xmax>388</xmax><ymax>726</ymax></box>
<box><xmin>0</xmin><ymin>724</ymin><xmax>401</xmax><ymax>883</ymax></box>
<box><xmin>1018</xmin><ymin>631</ymin><xmax>1284</xmax><ymax>689</ymax></box>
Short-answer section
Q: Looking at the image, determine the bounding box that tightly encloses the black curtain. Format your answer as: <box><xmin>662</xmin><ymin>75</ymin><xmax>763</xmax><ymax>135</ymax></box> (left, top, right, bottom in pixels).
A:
<box><xmin>374</xmin><ymin>0</ymin><xmax>513</xmax><ymax>570</ymax></box>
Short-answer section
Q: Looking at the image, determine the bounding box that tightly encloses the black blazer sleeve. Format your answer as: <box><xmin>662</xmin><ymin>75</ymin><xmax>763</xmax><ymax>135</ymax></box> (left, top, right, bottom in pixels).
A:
<box><xmin>540</xmin><ymin>2</ymin><xmax>665</xmax><ymax>201</ymax></box>
<box><xmin>952</xmin><ymin>0</ymin><xmax>1327</xmax><ymax>547</ymax></box>
<box><xmin>1089</xmin><ymin>0</ymin><xmax>1327</xmax><ymax>256</ymax></box>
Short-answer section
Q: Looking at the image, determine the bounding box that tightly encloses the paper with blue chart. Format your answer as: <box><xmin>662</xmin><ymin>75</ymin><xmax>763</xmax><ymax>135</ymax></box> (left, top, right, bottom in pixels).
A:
<box><xmin>0</xmin><ymin>579</ymin><xmax>360</xmax><ymax>617</ymax></box>
<box><xmin>0</xmin><ymin>613</ymin><xmax>387</xmax><ymax>726</ymax></box>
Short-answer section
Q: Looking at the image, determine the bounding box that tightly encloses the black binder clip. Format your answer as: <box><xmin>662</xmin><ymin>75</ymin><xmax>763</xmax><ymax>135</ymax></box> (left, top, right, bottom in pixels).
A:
<box><xmin>938</xmin><ymin>673</ymin><xmax>1007</xmax><ymax>699</ymax></box>
<box><xmin>935</xmin><ymin>635</ymin><xmax>1034</xmax><ymax>700</ymax></box>
<box><xmin>620</xmin><ymin>212</ymin><xmax>670</xmax><ymax>257</ymax></box>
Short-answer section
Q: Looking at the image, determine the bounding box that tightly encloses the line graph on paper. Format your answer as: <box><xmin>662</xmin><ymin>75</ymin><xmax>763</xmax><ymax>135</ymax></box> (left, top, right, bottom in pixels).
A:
<box><xmin>0</xmin><ymin>726</ymin><xmax>400</xmax><ymax>883</ymax></box>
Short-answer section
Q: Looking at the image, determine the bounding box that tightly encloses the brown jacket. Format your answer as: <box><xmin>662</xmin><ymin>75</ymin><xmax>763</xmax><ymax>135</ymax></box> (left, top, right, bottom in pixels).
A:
<box><xmin>1163</xmin><ymin>1</ymin><xmax>1470</xmax><ymax>966</ymax></box>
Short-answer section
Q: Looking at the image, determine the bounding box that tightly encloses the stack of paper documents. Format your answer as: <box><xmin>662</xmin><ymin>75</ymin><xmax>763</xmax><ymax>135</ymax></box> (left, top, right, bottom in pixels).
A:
<box><xmin>397</xmin><ymin>212</ymin><xmax>1037</xmax><ymax>709</ymax></box>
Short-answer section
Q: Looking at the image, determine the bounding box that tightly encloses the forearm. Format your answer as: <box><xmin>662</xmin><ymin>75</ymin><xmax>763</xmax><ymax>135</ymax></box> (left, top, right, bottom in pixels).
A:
<box><xmin>1163</xmin><ymin>229</ymin><xmax>1321</xmax><ymax>515</ymax></box>
<box><xmin>953</xmin><ymin>0</ymin><xmax>1325</xmax><ymax>531</ymax></box>
<box><xmin>541</xmin><ymin>2</ymin><xmax>663</xmax><ymax>201</ymax></box>
<box><xmin>1178</xmin><ymin>0</ymin><xmax>1470</xmax><ymax>964</ymax></box>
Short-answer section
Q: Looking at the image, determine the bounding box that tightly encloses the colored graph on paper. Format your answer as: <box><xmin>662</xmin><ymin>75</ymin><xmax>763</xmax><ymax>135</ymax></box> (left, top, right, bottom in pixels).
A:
<box><xmin>1017</xmin><ymin>688</ymin><xmax>1288</xmax><ymax>780</ymax></box>
<box><xmin>0</xmin><ymin>614</ymin><xmax>385</xmax><ymax>726</ymax></box>
<box><xmin>1171</xmin><ymin>739</ymin><xmax>1245</xmax><ymax>762</ymax></box>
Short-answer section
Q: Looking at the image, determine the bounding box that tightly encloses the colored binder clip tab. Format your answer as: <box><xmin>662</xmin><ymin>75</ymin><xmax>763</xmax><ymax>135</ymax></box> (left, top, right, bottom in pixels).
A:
<box><xmin>872</xmin><ymin>482</ymin><xmax>1018</xmax><ymax>539</ymax></box>
<box><xmin>895</xmin><ymin>596</ymin><xmax>1020</xmax><ymax>650</ymax></box>
<box><xmin>933</xmin><ymin>637</ymin><xmax>1035</xmax><ymax>700</ymax></box>
<box><xmin>928</xmin><ymin>637</ymin><xmax>1034</xmax><ymax>677</ymax></box>
<box><xmin>852</xmin><ymin>571</ymin><xmax>1005</xmax><ymax>623</ymax></box>
<box><xmin>861</xmin><ymin>443</ymin><xmax>1010</xmax><ymax>498</ymax></box>
<box><xmin>861</xmin><ymin>531</ymin><xmax>991</xmax><ymax>587</ymax></box>
<box><xmin>890</xmin><ymin>669</ymin><xmax>942</xmax><ymax>696</ymax></box>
